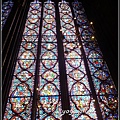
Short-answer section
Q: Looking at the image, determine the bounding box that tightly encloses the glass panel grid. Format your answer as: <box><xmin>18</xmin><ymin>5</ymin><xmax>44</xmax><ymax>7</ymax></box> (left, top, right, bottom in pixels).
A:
<box><xmin>37</xmin><ymin>2</ymin><xmax>62</xmax><ymax>119</ymax></box>
<box><xmin>59</xmin><ymin>2</ymin><xmax>98</xmax><ymax>119</ymax></box>
<box><xmin>3</xmin><ymin>1</ymin><xmax>118</xmax><ymax>119</ymax></box>
<box><xmin>72</xmin><ymin>1</ymin><xmax>118</xmax><ymax>119</ymax></box>
<box><xmin>4</xmin><ymin>1</ymin><xmax>42</xmax><ymax>119</ymax></box>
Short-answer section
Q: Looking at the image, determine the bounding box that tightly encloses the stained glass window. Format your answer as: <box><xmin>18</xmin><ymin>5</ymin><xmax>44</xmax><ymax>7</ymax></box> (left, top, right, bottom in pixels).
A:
<box><xmin>2</xmin><ymin>0</ymin><xmax>13</xmax><ymax>28</ymax></box>
<box><xmin>4</xmin><ymin>1</ymin><xmax>41</xmax><ymax>119</ymax></box>
<box><xmin>3</xmin><ymin>0</ymin><xmax>118</xmax><ymax>119</ymax></box>
<box><xmin>72</xmin><ymin>1</ymin><xmax>118</xmax><ymax>119</ymax></box>
<box><xmin>36</xmin><ymin>1</ymin><xmax>62</xmax><ymax>119</ymax></box>
<box><xmin>59</xmin><ymin>1</ymin><xmax>98</xmax><ymax>119</ymax></box>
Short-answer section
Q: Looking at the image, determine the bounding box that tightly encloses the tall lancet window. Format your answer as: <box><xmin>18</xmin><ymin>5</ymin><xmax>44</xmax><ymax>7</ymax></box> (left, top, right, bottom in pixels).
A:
<box><xmin>36</xmin><ymin>1</ymin><xmax>62</xmax><ymax>119</ymax></box>
<box><xmin>72</xmin><ymin>1</ymin><xmax>118</xmax><ymax>119</ymax></box>
<box><xmin>2</xmin><ymin>0</ymin><xmax>14</xmax><ymax>28</ymax></box>
<box><xmin>3</xmin><ymin>0</ymin><xmax>118</xmax><ymax>120</ymax></box>
<box><xmin>59</xmin><ymin>1</ymin><xmax>98</xmax><ymax>119</ymax></box>
<box><xmin>4</xmin><ymin>1</ymin><xmax>42</xmax><ymax>119</ymax></box>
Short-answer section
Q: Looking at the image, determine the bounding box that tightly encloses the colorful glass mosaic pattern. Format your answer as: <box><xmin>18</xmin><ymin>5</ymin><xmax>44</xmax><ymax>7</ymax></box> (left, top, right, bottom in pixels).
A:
<box><xmin>36</xmin><ymin>1</ymin><xmax>62</xmax><ymax>119</ymax></box>
<box><xmin>3</xmin><ymin>0</ymin><xmax>118</xmax><ymax>119</ymax></box>
<box><xmin>72</xmin><ymin>1</ymin><xmax>118</xmax><ymax>119</ymax></box>
<box><xmin>4</xmin><ymin>1</ymin><xmax>41</xmax><ymax>119</ymax></box>
<box><xmin>2</xmin><ymin>0</ymin><xmax>13</xmax><ymax>28</ymax></box>
<box><xmin>59</xmin><ymin>1</ymin><xmax>98</xmax><ymax>119</ymax></box>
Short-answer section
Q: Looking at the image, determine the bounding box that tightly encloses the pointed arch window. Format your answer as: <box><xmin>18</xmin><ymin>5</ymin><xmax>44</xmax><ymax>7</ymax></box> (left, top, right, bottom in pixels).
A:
<box><xmin>36</xmin><ymin>1</ymin><xmax>62</xmax><ymax>119</ymax></box>
<box><xmin>3</xmin><ymin>0</ymin><xmax>118</xmax><ymax>120</ymax></box>
<box><xmin>4</xmin><ymin>1</ymin><xmax>41</xmax><ymax>119</ymax></box>
<box><xmin>59</xmin><ymin>2</ymin><xmax>98</xmax><ymax>119</ymax></box>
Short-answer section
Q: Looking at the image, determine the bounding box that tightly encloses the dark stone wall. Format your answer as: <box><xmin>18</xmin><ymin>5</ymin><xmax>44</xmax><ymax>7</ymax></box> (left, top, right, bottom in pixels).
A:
<box><xmin>79</xmin><ymin>0</ymin><xmax>118</xmax><ymax>89</ymax></box>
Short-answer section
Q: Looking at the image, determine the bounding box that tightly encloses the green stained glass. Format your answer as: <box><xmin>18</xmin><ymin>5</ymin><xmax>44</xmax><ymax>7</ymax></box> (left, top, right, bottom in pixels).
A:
<box><xmin>60</xmin><ymin>14</ymin><xmax>72</xmax><ymax>19</ymax></box>
<box><xmin>4</xmin><ymin>98</ymin><xmax>32</xmax><ymax>119</ymax></box>
<box><xmin>42</xmin><ymin>70</ymin><xmax>57</xmax><ymax>81</ymax></box>
<box><xmin>40</xmin><ymin>83</ymin><xmax>59</xmax><ymax>96</ymax></box>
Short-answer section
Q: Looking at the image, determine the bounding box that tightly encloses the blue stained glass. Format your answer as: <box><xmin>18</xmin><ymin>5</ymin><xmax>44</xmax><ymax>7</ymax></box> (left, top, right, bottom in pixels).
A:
<box><xmin>72</xmin><ymin>1</ymin><xmax>118</xmax><ymax>119</ymax></box>
<box><xmin>4</xmin><ymin>1</ymin><xmax>118</xmax><ymax>119</ymax></box>
<box><xmin>59</xmin><ymin>2</ymin><xmax>98</xmax><ymax>119</ymax></box>
<box><xmin>4</xmin><ymin>1</ymin><xmax>42</xmax><ymax>119</ymax></box>
<box><xmin>37</xmin><ymin>1</ymin><xmax>62</xmax><ymax>119</ymax></box>
<box><xmin>2</xmin><ymin>0</ymin><xmax>13</xmax><ymax>28</ymax></box>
